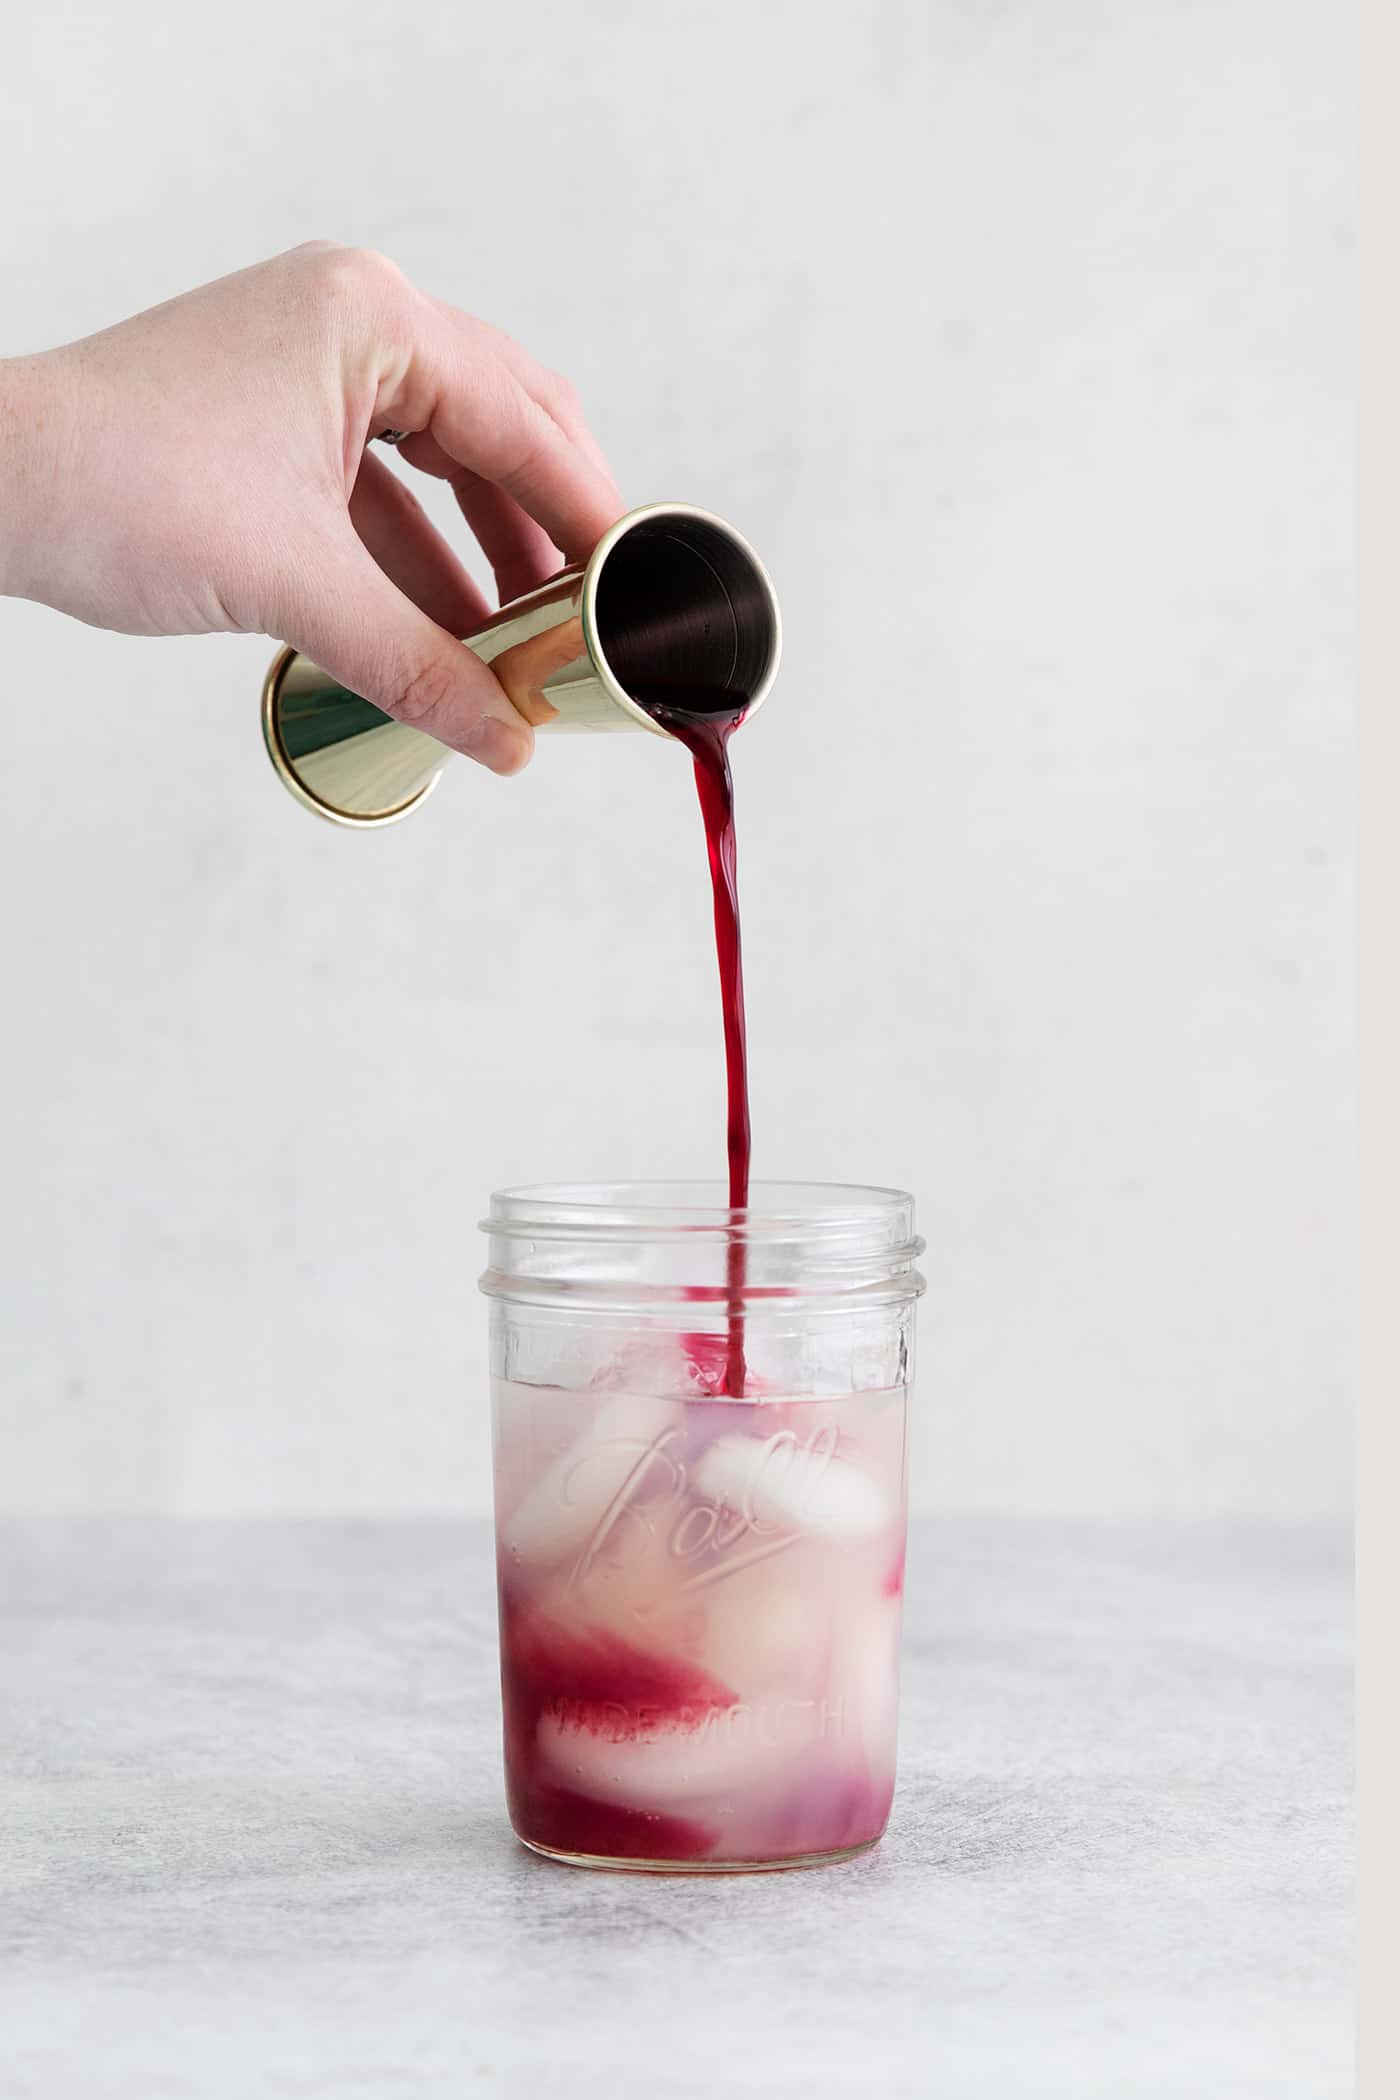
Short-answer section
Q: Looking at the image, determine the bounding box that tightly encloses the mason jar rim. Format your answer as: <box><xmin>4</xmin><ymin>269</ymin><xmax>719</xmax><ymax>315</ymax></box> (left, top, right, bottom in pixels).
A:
<box><xmin>479</xmin><ymin>1181</ymin><xmax>925</xmax><ymax>1315</ymax></box>
<box><xmin>481</xmin><ymin>1179</ymin><xmax>919</xmax><ymax>1243</ymax></box>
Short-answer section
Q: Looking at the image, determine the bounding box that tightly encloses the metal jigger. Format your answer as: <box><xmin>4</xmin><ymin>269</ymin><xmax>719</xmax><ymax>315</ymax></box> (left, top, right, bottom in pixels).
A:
<box><xmin>261</xmin><ymin>502</ymin><xmax>781</xmax><ymax>827</ymax></box>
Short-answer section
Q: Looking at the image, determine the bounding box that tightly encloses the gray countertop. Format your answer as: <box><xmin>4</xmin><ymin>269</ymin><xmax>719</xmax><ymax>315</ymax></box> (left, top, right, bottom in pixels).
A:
<box><xmin>1</xmin><ymin>1518</ymin><xmax>1351</xmax><ymax>2098</ymax></box>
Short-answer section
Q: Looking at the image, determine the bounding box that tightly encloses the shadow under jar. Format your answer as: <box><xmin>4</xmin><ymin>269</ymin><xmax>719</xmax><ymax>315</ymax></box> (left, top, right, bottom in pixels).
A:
<box><xmin>479</xmin><ymin>1182</ymin><xmax>926</xmax><ymax>1873</ymax></box>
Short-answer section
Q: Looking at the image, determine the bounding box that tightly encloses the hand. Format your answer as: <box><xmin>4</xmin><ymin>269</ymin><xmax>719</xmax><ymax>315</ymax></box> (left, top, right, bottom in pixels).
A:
<box><xmin>0</xmin><ymin>242</ymin><xmax>625</xmax><ymax>774</ymax></box>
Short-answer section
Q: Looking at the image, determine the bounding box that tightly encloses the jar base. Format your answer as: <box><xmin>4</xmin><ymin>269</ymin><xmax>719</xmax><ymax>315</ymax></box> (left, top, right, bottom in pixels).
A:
<box><xmin>515</xmin><ymin>1831</ymin><xmax>885</xmax><ymax>1876</ymax></box>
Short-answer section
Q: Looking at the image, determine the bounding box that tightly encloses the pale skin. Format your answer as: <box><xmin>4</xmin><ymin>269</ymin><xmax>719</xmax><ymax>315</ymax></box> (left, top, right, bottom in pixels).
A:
<box><xmin>0</xmin><ymin>241</ymin><xmax>625</xmax><ymax>775</ymax></box>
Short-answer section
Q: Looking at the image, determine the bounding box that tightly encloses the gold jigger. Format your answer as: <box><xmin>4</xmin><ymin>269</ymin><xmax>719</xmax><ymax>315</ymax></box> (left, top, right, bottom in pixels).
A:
<box><xmin>261</xmin><ymin>501</ymin><xmax>781</xmax><ymax>827</ymax></box>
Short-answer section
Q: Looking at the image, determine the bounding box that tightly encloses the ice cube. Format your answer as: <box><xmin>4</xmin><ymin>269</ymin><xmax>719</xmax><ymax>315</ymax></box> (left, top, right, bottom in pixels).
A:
<box><xmin>691</xmin><ymin>1543</ymin><xmax>832</xmax><ymax>1696</ymax></box>
<box><xmin>591</xmin><ymin>1330</ymin><xmax>697</xmax><ymax>1399</ymax></box>
<box><xmin>502</xmin><ymin>1394</ymin><xmax>680</xmax><ymax>1572</ymax></box>
<box><xmin>692</xmin><ymin>1428</ymin><xmax>889</xmax><ymax>1541</ymax></box>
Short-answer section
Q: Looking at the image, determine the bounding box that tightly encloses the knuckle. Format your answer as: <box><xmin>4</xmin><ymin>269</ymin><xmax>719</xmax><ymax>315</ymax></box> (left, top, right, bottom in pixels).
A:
<box><xmin>500</xmin><ymin>426</ymin><xmax>554</xmax><ymax>497</ymax></box>
<box><xmin>388</xmin><ymin>654</ymin><xmax>456</xmax><ymax>730</ymax></box>
<box><xmin>305</xmin><ymin>242</ymin><xmax>404</xmax><ymax>306</ymax></box>
<box><xmin>353</xmin><ymin>245</ymin><xmax>404</xmax><ymax>289</ymax></box>
<box><xmin>543</xmin><ymin>369</ymin><xmax>582</xmax><ymax>421</ymax></box>
<box><xmin>473</xmin><ymin>372</ymin><xmax>543</xmax><ymax>479</ymax></box>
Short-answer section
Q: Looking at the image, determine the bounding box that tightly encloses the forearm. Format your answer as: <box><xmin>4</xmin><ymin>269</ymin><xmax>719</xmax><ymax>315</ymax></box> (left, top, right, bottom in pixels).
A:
<box><xmin>0</xmin><ymin>353</ymin><xmax>76</xmax><ymax>605</ymax></box>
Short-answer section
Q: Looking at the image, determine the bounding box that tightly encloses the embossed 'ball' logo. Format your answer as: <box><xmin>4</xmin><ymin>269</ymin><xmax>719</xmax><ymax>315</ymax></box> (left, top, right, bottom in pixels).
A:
<box><xmin>565</xmin><ymin>1422</ymin><xmax>840</xmax><ymax>1602</ymax></box>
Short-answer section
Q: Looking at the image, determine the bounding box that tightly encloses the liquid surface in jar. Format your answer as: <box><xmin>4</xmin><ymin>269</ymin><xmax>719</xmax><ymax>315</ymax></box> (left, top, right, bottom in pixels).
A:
<box><xmin>492</xmin><ymin>1375</ymin><xmax>908</xmax><ymax>1867</ymax></box>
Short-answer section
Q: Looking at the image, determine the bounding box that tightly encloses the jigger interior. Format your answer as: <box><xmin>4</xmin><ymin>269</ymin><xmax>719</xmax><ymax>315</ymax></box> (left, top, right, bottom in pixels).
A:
<box><xmin>586</xmin><ymin>508</ymin><xmax>782</xmax><ymax>723</ymax></box>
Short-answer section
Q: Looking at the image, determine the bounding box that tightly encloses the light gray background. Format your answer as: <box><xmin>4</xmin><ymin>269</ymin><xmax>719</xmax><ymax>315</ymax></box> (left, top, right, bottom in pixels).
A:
<box><xmin>0</xmin><ymin>0</ymin><xmax>1353</xmax><ymax>1519</ymax></box>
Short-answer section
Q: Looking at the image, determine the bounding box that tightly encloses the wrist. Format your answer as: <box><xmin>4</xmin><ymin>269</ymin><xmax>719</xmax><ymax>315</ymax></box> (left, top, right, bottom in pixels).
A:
<box><xmin>0</xmin><ymin>352</ymin><xmax>77</xmax><ymax>604</ymax></box>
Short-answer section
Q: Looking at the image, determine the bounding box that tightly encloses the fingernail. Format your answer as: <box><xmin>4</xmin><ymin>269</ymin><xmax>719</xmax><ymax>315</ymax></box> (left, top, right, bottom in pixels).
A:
<box><xmin>465</xmin><ymin>715</ymin><xmax>533</xmax><ymax>776</ymax></box>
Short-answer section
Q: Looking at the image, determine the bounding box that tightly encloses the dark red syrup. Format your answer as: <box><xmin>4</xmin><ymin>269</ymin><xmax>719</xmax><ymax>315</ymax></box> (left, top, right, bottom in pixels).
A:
<box><xmin>642</xmin><ymin>691</ymin><xmax>750</xmax><ymax>1398</ymax></box>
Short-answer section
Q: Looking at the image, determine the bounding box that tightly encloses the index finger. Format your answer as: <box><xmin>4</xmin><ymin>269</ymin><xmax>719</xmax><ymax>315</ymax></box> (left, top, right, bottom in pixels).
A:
<box><xmin>391</xmin><ymin>305</ymin><xmax>623</xmax><ymax>562</ymax></box>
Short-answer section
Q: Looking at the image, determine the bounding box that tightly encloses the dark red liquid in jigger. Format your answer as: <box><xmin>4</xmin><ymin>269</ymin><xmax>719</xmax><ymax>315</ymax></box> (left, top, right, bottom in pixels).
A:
<box><xmin>642</xmin><ymin>691</ymin><xmax>751</xmax><ymax>1398</ymax></box>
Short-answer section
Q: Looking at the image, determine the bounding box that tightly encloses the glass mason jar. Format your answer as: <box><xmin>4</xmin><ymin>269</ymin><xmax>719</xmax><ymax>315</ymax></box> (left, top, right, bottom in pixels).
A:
<box><xmin>479</xmin><ymin>1181</ymin><xmax>925</xmax><ymax>1874</ymax></box>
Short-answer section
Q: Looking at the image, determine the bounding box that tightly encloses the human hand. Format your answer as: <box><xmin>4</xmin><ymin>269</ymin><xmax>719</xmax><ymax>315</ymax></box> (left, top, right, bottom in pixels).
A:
<box><xmin>0</xmin><ymin>242</ymin><xmax>624</xmax><ymax>774</ymax></box>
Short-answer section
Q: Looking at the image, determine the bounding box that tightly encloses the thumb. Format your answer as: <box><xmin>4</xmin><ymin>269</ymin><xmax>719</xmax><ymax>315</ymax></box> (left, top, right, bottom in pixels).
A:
<box><xmin>279</xmin><ymin>527</ymin><xmax>534</xmax><ymax>776</ymax></box>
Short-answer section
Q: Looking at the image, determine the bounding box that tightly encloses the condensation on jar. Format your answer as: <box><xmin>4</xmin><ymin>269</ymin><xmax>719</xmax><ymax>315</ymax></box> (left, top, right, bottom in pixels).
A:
<box><xmin>478</xmin><ymin>1181</ymin><xmax>925</xmax><ymax>1874</ymax></box>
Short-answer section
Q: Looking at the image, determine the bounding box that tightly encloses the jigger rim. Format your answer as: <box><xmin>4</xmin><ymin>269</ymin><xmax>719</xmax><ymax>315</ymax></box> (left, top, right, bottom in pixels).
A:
<box><xmin>579</xmin><ymin>500</ymin><xmax>783</xmax><ymax>737</ymax></box>
<box><xmin>260</xmin><ymin>645</ymin><xmax>446</xmax><ymax>828</ymax></box>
